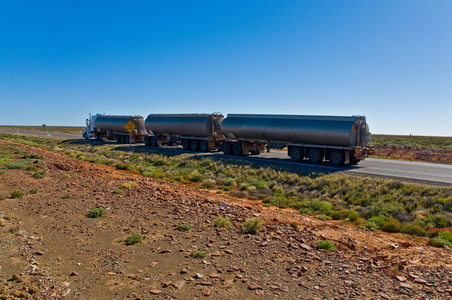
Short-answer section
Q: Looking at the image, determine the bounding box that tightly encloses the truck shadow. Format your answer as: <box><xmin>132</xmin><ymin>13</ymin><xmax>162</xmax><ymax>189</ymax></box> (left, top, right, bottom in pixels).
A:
<box><xmin>62</xmin><ymin>139</ymin><xmax>361</xmax><ymax>176</ymax></box>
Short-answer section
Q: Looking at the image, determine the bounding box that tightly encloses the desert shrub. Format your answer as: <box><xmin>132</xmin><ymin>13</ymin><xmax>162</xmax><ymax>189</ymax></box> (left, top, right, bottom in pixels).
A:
<box><xmin>317</xmin><ymin>240</ymin><xmax>337</xmax><ymax>251</ymax></box>
<box><xmin>241</xmin><ymin>217</ymin><xmax>263</xmax><ymax>234</ymax></box>
<box><xmin>10</xmin><ymin>190</ymin><xmax>23</xmax><ymax>198</ymax></box>
<box><xmin>330</xmin><ymin>209</ymin><xmax>359</xmax><ymax>222</ymax></box>
<box><xmin>125</xmin><ymin>233</ymin><xmax>143</xmax><ymax>245</ymax></box>
<box><xmin>33</xmin><ymin>170</ymin><xmax>47</xmax><ymax>178</ymax></box>
<box><xmin>317</xmin><ymin>214</ymin><xmax>332</xmax><ymax>221</ymax></box>
<box><xmin>88</xmin><ymin>207</ymin><xmax>106</xmax><ymax>218</ymax></box>
<box><xmin>366</xmin><ymin>216</ymin><xmax>391</xmax><ymax>230</ymax></box>
<box><xmin>438</xmin><ymin>230</ymin><xmax>452</xmax><ymax>242</ymax></box>
<box><xmin>6</xmin><ymin>162</ymin><xmax>26</xmax><ymax>169</ymax></box>
<box><xmin>313</xmin><ymin>200</ymin><xmax>332</xmax><ymax>214</ymax></box>
<box><xmin>175</xmin><ymin>224</ymin><xmax>192</xmax><ymax>231</ymax></box>
<box><xmin>219</xmin><ymin>186</ymin><xmax>231</xmax><ymax>191</ymax></box>
<box><xmin>381</xmin><ymin>219</ymin><xmax>401</xmax><ymax>233</ymax></box>
<box><xmin>114</xmin><ymin>163</ymin><xmax>134</xmax><ymax>171</ymax></box>
<box><xmin>425</xmin><ymin>214</ymin><xmax>449</xmax><ymax>228</ymax></box>
<box><xmin>0</xmin><ymin>170</ymin><xmax>5</xmax><ymax>175</ymax></box>
<box><xmin>229</xmin><ymin>191</ymin><xmax>246</xmax><ymax>198</ymax></box>
<box><xmin>402</xmin><ymin>223</ymin><xmax>427</xmax><ymax>236</ymax></box>
<box><xmin>212</xmin><ymin>216</ymin><xmax>233</xmax><ymax>228</ymax></box>
<box><xmin>28</xmin><ymin>189</ymin><xmax>37</xmax><ymax>194</ymax></box>
<box><xmin>188</xmin><ymin>170</ymin><xmax>204</xmax><ymax>182</ymax></box>
<box><xmin>113</xmin><ymin>188</ymin><xmax>123</xmax><ymax>194</ymax></box>
<box><xmin>190</xmin><ymin>250</ymin><xmax>207</xmax><ymax>258</ymax></box>
<box><xmin>201</xmin><ymin>179</ymin><xmax>216</xmax><ymax>189</ymax></box>
<box><xmin>119</xmin><ymin>181</ymin><xmax>137</xmax><ymax>189</ymax></box>
<box><xmin>222</xmin><ymin>178</ymin><xmax>235</xmax><ymax>186</ymax></box>
<box><xmin>428</xmin><ymin>236</ymin><xmax>452</xmax><ymax>248</ymax></box>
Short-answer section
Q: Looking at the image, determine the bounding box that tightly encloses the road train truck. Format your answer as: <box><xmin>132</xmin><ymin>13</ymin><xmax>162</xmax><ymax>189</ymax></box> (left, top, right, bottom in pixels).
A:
<box><xmin>221</xmin><ymin>114</ymin><xmax>373</xmax><ymax>165</ymax></box>
<box><xmin>83</xmin><ymin>114</ymin><xmax>147</xmax><ymax>143</ymax></box>
<box><xmin>144</xmin><ymin>113</ymin><xmax>224</xmax><ymax>151</ymax></box>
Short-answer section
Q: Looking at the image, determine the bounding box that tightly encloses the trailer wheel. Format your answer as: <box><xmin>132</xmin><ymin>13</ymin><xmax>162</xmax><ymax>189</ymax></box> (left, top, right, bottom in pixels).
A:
<box><xmin>329</xmin><ymin>150</ymin><xmax>345</xmax><ymax>166</ymax></box>
<box><xmin>232</xmin><ymin>143</ymin><xmax>243</xmax><ymax>156</ymax></box>
<box><xmin>222</xmin><ymin>143</ymin><xmax>231</xmax><ymax>155</ymax></box>
<box><xmin>83</xmin><ymin>132</ymin><xmax>88</xmax><ymax>139</ymax></box>
<box><xmin>182</xmin><ymin>139</ymin><xmax>190</xmax><ymax>151</ymax></box>
<box><xmin>190</xmin><ymin>140</ymin><xmax>199</xmax><ymax>151</ymax></box>
<box><xmin>150</xmin><ymin>137</ymin><xmax>158</xmax><ymax>147</ymax></box>
<box><xmin>290</xmin><ymin>147</ymin><xmax>303</xmax><ymax>161</ymax></box>
<box><xmin>308</xmin><ymin>148</ymin><xmax>323</xmax><ymax>164</ymax></box>
<box><xmin>125</xmin><ymin>135</ymin><xmax>130</xmax><ymax>144</ymax></box>
<box><xmin>116</xmin><ymin>135</ymin><xmax>121</xmax><ymax>143</ymax></box>
<box><xmin>200</xmin><ymin>140</ymin><xmax>209</xmax><ymax>152</ymax></box>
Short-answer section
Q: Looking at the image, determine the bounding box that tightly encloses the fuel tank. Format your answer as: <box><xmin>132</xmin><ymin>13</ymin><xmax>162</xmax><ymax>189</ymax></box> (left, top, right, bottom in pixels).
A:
<box><xmin>145</xmin><ymin>114</ymin><xmax>224</xmax><ymax>137</ymax></box>
<box><xmin>221</xmin><ymin>114</ymin><xmax>369</xmax><ymax>147</ymax></box>
<box><xmin>94</xmin><ymin>115</ymin><xmax>146</xmax><ymax>134</ymax></box>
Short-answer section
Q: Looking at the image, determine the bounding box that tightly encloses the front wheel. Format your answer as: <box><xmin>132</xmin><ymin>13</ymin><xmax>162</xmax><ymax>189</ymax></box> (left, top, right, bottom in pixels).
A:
<box><xmin>329</xmin><ymin>150</ymin><xmax>345</xmax><ymax>166</ymax></box>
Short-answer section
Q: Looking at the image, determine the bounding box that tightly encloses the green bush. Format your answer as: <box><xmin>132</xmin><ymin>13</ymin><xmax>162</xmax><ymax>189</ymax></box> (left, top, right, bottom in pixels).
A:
<box><xmin>28</xmin><ymin>189</ymin><xmax>37</xmax><ymax>194</ymax></box>
<box><xmin>212</xmin><ymin>216</ymin><xmax>233</xmax><ymax>228</ymax></box>
<box><xmin>175</xmin><ymin>224</ymin><xmax>192</xmax><ymax>231</ymax></box>
<box><xmin>428</xmin><ymin>236</ymin><xmax>452</xmax><ymax>248</ymax></box>
<box><xmin>317</xmin><ymin>240</ymin><xmax>337</xmax><ymax>251</ymax></box>
<box><xmin>33</xmin><ymin>170</ymin><xmax>47</xmax><ymax>178</ymax></box>
<box><xmin>88</xmin><ymin>207</ymin><xmax>106</xmax><ymax>218</ymax></box>
<box><xmin>113</xmin><ymin>188</ymin><xmax>123</xmax><ymax>194</ymax></box>
<box><xmin>190</xmin><ymin>250</ymin><xmax>207</xmax><ymax>258</ymax></box>
<box><xmin>10</xmin><ymin>190</ymin><xmax>23</xmax><ymax>198</ymax></box>
<box><xmin>188</xmin><ymin>170</ymin><xmax>204</xmax><ymax>182</ymax></box>
<box><xmin>241</xmin><ymin>217</ymin><xmax>263</xmax><ymax>234</ymax></box>
<box><xmin>366</xmin><ymin>216</ymin><xmax>391</xmax><ymax>230</ymax></box>
<box><xmin>330</xmin><ymin>209</ymin><xmax>359</xmax><ymax>222</ymax></box>
<box><xmin>201</xmin><ymin>179</ymin><xmax>215</xmax><ymax>189</ymax></box>
<box><xmin>119</xmin><ymin>181</ymin><xmax>137</xmax><ymax>189</ymax></box>
<box><xmin>317</xmin><ymin>214</ymin><xmax>332</xmax><ymax>221</ymax></box>
<box><xmin>125</xmin><ymin>233</ymin><xmax>143</xmax><ymax>245</ymax></box>
<box><xmin>401</xmin><ymin>223</ymin><xmax>427</xmax><ymax>236</ymax></box>
<box><xmin>381</xmin><ymin>219</ymin><xmax>401</xmax><ymax>233</ymax></box>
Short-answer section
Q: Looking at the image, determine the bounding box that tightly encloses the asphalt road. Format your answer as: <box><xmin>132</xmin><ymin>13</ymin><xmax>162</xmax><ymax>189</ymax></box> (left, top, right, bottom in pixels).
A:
<box><xmin>1</xmin><ymin>128</ymin><xmax>451</xmax><ymax>186</ymax></box>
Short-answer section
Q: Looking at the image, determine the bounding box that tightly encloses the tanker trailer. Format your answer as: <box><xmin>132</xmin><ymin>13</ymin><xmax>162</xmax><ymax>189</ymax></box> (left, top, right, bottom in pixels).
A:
<box><xmin>144</xmin><ymin>113</ymin><xmax>224</xmax><ymax>152</ymax></box>
<box><xmin>221</xmin><ymin>114</ymin><xmax>373</xmax><ymax>166</ymax></box>
<box><xmin>83</xmin><ymin>114</ymin><xmax>147</xmax><ymax>144</ymax></box>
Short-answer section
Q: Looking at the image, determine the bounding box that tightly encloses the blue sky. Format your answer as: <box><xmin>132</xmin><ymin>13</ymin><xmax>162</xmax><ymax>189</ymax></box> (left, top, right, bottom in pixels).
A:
<box><xmin>1</xmin><ymin>1</ymin><xmax>451</xmax><ymax>136</ymax></box>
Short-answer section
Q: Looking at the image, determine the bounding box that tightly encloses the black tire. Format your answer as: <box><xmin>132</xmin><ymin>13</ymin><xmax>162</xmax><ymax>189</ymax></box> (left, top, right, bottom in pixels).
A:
<box><xmin>116</xmin><ymin>135</ymin><xmax>121</xmax><ymax>143</ymax></box>
<box><xmin>125</xmin><ymin>135</ymin><xmax>130</xmax><ymax>144</ymax></box>
<box><xmin>190</xmin><ymin>140</ymin><xmax>198</xmax><ymax>151</ymax></box>
<box><xmin>308</xmin><ymin>148</ymin><xmax>323</xmax><ymax>164</ymax></box>
<box><xmin>150</xmin><ymin>137</ymin><xmax>158</xmax><ymax>147</ymax></box>
<box><xmin>350</xmin><ymin>158</ymin><xmax>360</xmax><ymax>165</ymax></box>
<box><xmin>144</xmin><ymin>136</ymin><xmax>150</xmax><ymax>146</ymax></box>
<box><xmin>232</xmin><ymin>143</ymin><xmax>243</xmax><ymax>156</ymax></box>
<box><xmin>290</xmin><ymin>147</ymin><xmax>303</xmax><ymax>161</ymax></box>
<box><xmin>329</xmin><ymin>150</ymin><xmax>345</xmax><ymax>166</ymax></box>
<box><xmin>83</xmin><ymin>132</ymin><xmax>88</xmax><ymax>139</ymax></box>
<box><xmin>97</xmin><ymin>134</ymin><xmax>102</xmax><ymax>141</ymax></box>
<box><xmin>200</xmin><ymin>140</ymin><xmax>209</xmax><ymax>152</ymax></box>
<box><xmin>222</xmin><ymin>143</ymin><xmax>232</xmax><ymax>155</ymax></box>
<box><xmin>182</xmin><ymin>139</ymin><xmax>190</xmax><ymax>151</ymax></box>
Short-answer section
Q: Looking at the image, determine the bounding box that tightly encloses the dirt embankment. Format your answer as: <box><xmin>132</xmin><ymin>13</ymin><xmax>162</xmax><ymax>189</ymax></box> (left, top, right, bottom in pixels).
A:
<box><xmin>1</xmin><ymin>139</ymin><xmax>452</xmax><ymax>299</ymax></box>
<box><xmin>373</xmin><ymin>145</ymin><xmax>452</xmax><ymax>165</ymax></box>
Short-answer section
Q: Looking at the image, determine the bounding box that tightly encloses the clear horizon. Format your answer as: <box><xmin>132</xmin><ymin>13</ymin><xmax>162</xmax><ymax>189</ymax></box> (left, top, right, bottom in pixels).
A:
<box><xmin>1</xmin><ymin>1</ymin><xmax>451</xmax><ymax>136</ymax></box>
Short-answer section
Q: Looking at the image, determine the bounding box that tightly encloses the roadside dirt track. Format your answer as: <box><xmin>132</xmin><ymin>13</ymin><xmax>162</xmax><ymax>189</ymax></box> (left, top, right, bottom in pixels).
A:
<box><xmin>1</xmin><ymin>139</ymin><xmax>452</xmax><ymax>299</ymax></box>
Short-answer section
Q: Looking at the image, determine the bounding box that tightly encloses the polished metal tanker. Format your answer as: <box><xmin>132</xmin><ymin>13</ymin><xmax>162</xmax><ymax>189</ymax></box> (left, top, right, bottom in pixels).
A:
<box><xmin>221</xmin><ymin>114</ymin><xmax>369</xmax><ymax>147</ymax></box>
<box><xmin>94</xmin><ymin>115</ymin><xmax>146</xmax><ymax>134</ymax></box>
<box><xmin>145</xmin><ymin>114</ymin><xmax>224</xmax><ymax>137</ymax></box>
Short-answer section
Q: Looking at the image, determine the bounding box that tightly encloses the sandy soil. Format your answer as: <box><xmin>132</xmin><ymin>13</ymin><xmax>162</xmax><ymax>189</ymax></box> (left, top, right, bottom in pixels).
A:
<box><xmin>373</xmin><ymin>146</ymin><xmax>452</xmax><ymax>165</ymax></box>
<box><xmin>1</xmin><ymin>139</ymin><xmax>451</xmax><ymax>299</ymax></box>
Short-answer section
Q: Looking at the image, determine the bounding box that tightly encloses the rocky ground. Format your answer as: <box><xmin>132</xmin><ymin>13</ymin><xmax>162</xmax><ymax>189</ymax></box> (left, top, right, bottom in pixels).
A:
<box><xmin>373</xmin><ymin>146</ymin><xmax>452</xmax><ymax>165</ymax></box>
<box><xmin>1</xmin><ymin>139</ymin><xmax>452</xmax><ymax>300</ymax></box>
